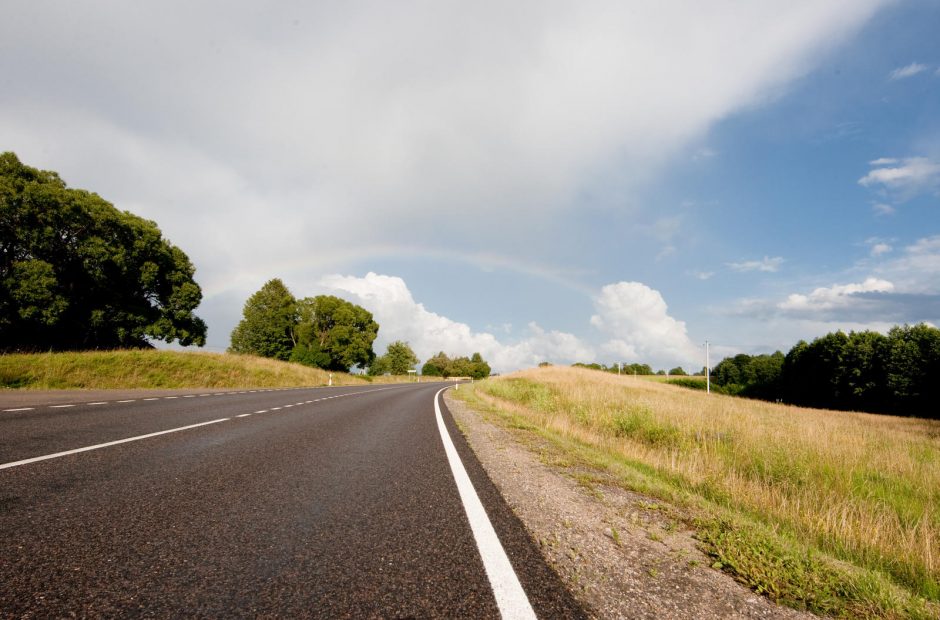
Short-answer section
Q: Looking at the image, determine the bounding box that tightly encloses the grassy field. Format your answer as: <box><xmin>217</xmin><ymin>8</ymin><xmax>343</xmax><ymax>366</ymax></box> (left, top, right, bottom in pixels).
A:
<box><xmin>0</xmin><ymin>350</ymin><xmax>372</xmax><ymax>389</ymax></box>
<box><xmin>457</xmin><ymin>366</ymin><xmax>940</xmax><ymax>619</ymax></box>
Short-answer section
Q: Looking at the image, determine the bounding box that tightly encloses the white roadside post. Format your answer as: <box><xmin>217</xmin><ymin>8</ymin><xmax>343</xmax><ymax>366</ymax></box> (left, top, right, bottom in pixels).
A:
<box><xmin>329</xmin><ymin>373</ymin><xmax>333</xmax><ymax>387</ymax></box>
<box><xmin>705</xmin><ymin>341</ymin><xmax>710</xmax><ymax>394</ymax></box>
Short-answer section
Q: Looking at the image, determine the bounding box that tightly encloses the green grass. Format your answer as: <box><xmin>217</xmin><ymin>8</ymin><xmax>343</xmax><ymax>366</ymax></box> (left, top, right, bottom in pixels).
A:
<box><xmin>455</xmin><ymin>368</ymin><xmax>940</xmax><ymax>619</ymax></box>
<box><xmin>0</xmin><ymin>350</ymin><xmax>371</xmax><ymax>389</ymax></box>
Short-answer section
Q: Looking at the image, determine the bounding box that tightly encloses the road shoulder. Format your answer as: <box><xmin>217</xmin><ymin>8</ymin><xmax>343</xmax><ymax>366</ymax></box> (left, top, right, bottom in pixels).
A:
<box><xmin>444</xmin><ymin>391</ymin><xmax>814</xmax><ymax>619</ymax></box>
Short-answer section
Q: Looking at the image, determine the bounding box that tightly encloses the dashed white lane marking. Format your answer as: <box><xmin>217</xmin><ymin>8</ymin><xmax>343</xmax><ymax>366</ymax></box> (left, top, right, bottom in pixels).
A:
<box><xmin>0</xmin><ymin>418</ymin><xmax>230</xmax><ymax>471</ymax></box>
<box><xmin>433</xmin><ymin>388</ymin><xmax>536</xmax><ymax>620</ymax></box>
<box><xmin>236</xmin><ymin>413</ymin><xmax>252</xmax><ymax>418</ymax></box>
<box><xmin>117</xmin><ymin>400</ymin><xmax>136</xmax><ymax>403</ymax></box>
<box><xmin>183</xmin><ymin>395</ymin><xmax>196</xmax><ymax>398</ymax></box>
<box><xmin>88</xmin><ymin>402</ymin><xmax>108</xmax><ymax>406</ymax></box>
<box><xmin>143</xmin><ymin>398</ymin><xmax>159</xmax><ymax>401</ymax></box>
<box><xmin>50</xmin><ymin>405</ymin><xmax>75</xmax><ymax>409</ymax></box>
<box><xmin>254</xmin><ymin>410</ymin><xmax>268</xmax><ymax>414</ymax></box>
<box><xmin>164</xmin><ymin>396</ymin><xmax>179</xmax><ymax>400</ymax></box>
<box><xmin>271</xmin><ymin>407</ymin><xmax>282</xmax><ymax>411</ymax></box>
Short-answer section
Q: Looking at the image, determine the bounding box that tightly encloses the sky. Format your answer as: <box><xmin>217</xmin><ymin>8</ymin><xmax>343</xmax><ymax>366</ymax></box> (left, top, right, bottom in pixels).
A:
<box><xmin>3</xmin><ymin>0</ymin><xmax>939</xmax><ymax>373</ymax></box>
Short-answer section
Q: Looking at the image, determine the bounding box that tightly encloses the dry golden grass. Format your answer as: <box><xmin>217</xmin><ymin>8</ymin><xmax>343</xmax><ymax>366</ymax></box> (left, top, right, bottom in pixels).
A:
<box><xmin>0</xmin><ymin>350</ymin><xmax>371</xmax><ymax>389</ymax></box>
<box><xmin>472</xmin><ymin>365</ymin><xmax>940</xmax><ymax>617</ymax></box>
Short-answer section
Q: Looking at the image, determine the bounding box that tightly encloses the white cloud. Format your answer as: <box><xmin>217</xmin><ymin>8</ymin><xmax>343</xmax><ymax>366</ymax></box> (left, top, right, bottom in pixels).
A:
<box><xmin>314</xmin><ymin>273</ymin><xmax>702</xmax><ymax>372</ymax></box>
<box><xmin>870</xmin><ymin>157</ymin><xmax>899</xmax><ymax>166</ymax></box>
<box><xmin>889</xmin><ymin>62</ymin><xmax>928</xmax><ymax>80</ymax></box>
<box><xmin>0</xmin><ymin>0</ymin><xmax>891</xmax><ymax>296</ymax></box>
<box><xmin>859</xmin><ymin>157</ymin><xmax>940</xmax><ymax>199</ymax></box>
<box><xmin>317</xmin><ymin>272</ymin><xmax>594</xmax><ymax>372</ymax></box>
<box><xmin>875</xmin><ymin>235</ymin><xmax>940</xmax><ymax>294</ymax></box>
<box><xmin>865</xmin><ymin>237</ymin><xmax>893</xmax><ymax>257</ymax></box>
<box><xmin>778</xmin><ymin>277</ymin><xmax>894</xmax><ymax>313</ymax></box>
<box><xmin>590</xmin><ymin>282</ymin><xmax>701</xmax><ymax>368</ymax></box>
<box><xmin>727</xmin><ymin>256</ymin><xmax>785</xmax><ymax>273</ymax></box>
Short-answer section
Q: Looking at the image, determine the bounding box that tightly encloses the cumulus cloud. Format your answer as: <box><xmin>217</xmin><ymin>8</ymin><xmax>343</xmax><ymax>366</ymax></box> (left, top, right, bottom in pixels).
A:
<box><xmin>889</xmin><ymin>62</ymin><xmax>928</xmax><ymax>80</ymax></box>
<box><xmin>731</xmin><ymin>237</ymin><xmax>940</xmax><ymax>328</ymax></box>
<box><xmin>318</xmin><ymin>272</ymin><xmax>594</xmax><ymax>372</ymax></box>
<box><xmin>590</xmin><ymin>282</ymin><xmax>701</xmax><ymax>368</ymax></box>
<box><xmin>727</xmin><ymin>256</ymin><xmax>785</xmax><ymax>273</ymax></box>
<box><xmin>314</xmin><ymin>273</ymin><xmax>703</xmax><ymax>372</ymax></box>
<box><xmin>865</xmin><ymin>237</ymin><xmax>893</xmax><ymax>257</ymax></box>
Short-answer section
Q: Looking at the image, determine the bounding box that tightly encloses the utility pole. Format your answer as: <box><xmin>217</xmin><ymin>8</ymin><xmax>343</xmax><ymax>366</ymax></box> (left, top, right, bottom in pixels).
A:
<box><xmin>705</xmin><ymin>340</ymin><xmax>710</xmax><ymax>394</ymax></box>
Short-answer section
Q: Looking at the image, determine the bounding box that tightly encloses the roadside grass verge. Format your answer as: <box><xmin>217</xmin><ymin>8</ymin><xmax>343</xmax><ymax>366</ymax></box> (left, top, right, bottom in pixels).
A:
<box><xmin>455</xmin><ymin>366</ymin><xmax>940</xmax><ymax>619</ymax></box>
<box><xmin>0</xmin><ymin>350</ymin><xmax>371</xmax><ymax>389</ymax></box>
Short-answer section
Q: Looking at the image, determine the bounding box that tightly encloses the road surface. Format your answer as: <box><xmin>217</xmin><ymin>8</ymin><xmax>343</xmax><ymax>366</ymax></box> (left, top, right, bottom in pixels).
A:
<box><xmin>0</xmin><ymin>383</ymin><xmax>585</xmax><ymax>618</ymax></box>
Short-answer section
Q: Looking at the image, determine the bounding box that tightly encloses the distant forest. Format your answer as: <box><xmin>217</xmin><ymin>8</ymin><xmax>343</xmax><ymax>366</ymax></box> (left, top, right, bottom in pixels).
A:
<box><xmin>709</xmin><ymin>323</ymin><xmax>939</xmax><ymax>418</ymax></box>
<box><xmin>569</xmin><ymin>323</ymin><xmax>940</xmax><ymax>419</ymax></box>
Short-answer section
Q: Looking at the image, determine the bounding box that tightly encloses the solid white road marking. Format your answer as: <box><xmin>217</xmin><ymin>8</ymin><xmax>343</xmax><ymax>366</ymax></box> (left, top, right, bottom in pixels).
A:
<box><xmin>0</xmin><ymin>418</ymin><xmax>230</xmax><ymax>470</ymax></box>
<box><xmin>433</xmin><ymin>388</ymin><xmax>536</xmax><ymax>620</ymax></box>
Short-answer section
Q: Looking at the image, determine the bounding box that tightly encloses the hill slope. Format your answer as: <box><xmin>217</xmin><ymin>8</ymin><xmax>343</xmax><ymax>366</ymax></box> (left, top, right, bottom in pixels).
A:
<box><xmin>0</xmin><ymin>350</ymin><xmax>368</xmax><ymax>390</ymax></box>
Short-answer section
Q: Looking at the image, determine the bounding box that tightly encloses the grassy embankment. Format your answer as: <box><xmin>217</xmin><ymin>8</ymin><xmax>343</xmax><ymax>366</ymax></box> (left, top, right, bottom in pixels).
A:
<box><xmin>456</xmin><ymin>366</ymin><xmax>939</xmax><ymax>619</ymax></box>
<box><xmin>0</xmin><ymin>350</ymin><xmax>373</xmax><ymax>389</ymax></box>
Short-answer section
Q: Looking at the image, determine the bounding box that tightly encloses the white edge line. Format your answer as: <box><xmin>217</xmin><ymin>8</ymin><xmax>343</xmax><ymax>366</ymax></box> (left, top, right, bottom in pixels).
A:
<box><xmin>0</xmin><ymin>418</ymin><xmax>230</xmax><ymax>470</ymax></box>
<box><xmin>433</xmin><ymin>388</ymin><xmax>537</xmax><ymax>620</ymax></box>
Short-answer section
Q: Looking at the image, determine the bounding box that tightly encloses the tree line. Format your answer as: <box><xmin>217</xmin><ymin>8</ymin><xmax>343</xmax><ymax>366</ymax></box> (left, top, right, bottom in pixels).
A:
<box><xmin>711</xmin><ymin>324</ymin><xmax>940</xmax><ymax>417</ymax></box>
<box><xmin>571</xmin><ymin>362</ymin><xmax>695</xmax><ymax>376</ymax></box>
<box><xmin>1</xmin><ymin>152</ymin><xmax>206</xmax><ymax>351</ymax></box>
<box><xmin>422</xmin><ymin>351</ymin><xmax>491</xmax><ymax>379</ymax></box>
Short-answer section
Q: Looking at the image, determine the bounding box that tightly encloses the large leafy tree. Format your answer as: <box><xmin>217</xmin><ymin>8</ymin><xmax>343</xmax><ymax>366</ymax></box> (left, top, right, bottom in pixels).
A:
<box><xmin>0</xmin><ymin>152</ymin><xmax>207</xmax><ymax>351</ymax></box>
<box><xmin>294</xmin><ymin>295</ymin><xmax>378</xmax><ymax>371</ymax></box>
<box><xmin>369</xmin><ymin>340</ymin><xmax>419</xmax><ymax>376</ymax></box>
<box><xmin>229</xmin><ymin>278</ymin><xmax>297</xmax><ymax>360</ymax></box>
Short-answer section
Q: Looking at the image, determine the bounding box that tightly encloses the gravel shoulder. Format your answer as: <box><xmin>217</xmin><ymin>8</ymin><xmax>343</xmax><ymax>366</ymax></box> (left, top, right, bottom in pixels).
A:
<box><xmin>445</xmin><ymin>392</ymin><xmax>816</xmax><ymax>620</ymax></box>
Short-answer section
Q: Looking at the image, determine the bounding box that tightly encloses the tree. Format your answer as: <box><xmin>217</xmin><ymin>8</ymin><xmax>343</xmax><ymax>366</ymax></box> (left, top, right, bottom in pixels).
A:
<box><xmin>668</xmin><ymin>367</ymin><xmax>687</xmax><ymax>376</ymax></box>
<box><xmin>293</xmin><ymin>295</ymin><xmax>378</xmax><ymax>371</ymax></box>
<box><xmin>469</xmin><ymin>352</ymin><xmax>491</xmax><ymax>379</ymax></box>
<box><xmin>422</xmin><ymin>351</ymin><xmax>450</xmax><ymax>377</ymax></box>
<box><xmin>0</xmin><ymin>152</ymin><xmax>207</xmax><ymax>351</ymax></box>
<box><xmin>885</xmin><ymin>324</ymin><xmax>940</xmax><ymax>415</ymax></box>
<box><xmin>229</xmin><ymin>278</ymin><xmax>297</xmax><ymax>360</ymax></box>
<box><xmin>369</xmin><ymin>340</ymin><xmax>418</xmax><ymax>376</ymax></box>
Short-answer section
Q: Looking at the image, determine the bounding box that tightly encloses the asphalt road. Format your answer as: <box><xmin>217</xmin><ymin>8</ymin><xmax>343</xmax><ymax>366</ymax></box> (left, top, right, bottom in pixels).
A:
<box><xmin>0</xmin><ymin>383</ymin><xmax>585</xmax><ymax>618</ymax></box>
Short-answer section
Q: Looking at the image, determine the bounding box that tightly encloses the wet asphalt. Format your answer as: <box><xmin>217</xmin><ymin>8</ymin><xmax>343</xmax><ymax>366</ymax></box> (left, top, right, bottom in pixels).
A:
<box><xmin>0</xmin><ymin>383</ymin><xmax>585</xmax><ymax>618</ymax></box>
